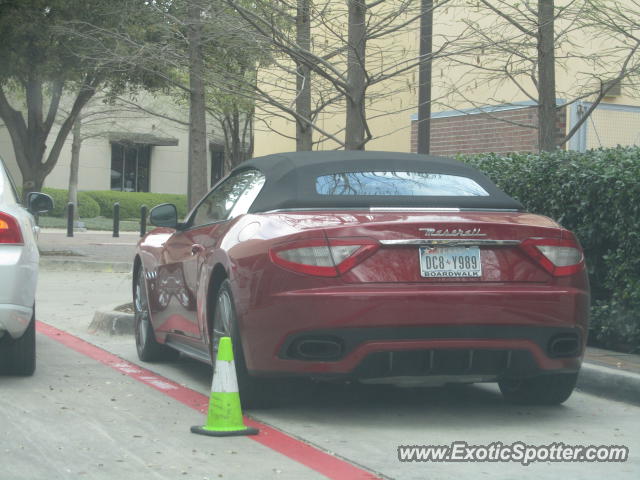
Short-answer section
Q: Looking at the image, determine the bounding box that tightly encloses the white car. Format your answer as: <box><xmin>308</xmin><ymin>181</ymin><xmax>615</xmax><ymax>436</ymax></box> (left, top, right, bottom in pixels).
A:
<box><xmin>0</xmin><ymin>157</ymin><xmax>52</xmax><ymax>376</ymax></box>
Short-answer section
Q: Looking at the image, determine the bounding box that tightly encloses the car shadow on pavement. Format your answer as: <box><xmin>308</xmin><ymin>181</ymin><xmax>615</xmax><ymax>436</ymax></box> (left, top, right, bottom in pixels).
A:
<box><xmin>247</xmin><ymin>380</ymin><xmax>582</xmax><ymax>436</ymax></box>
<box><xmin>161</xmin><ymin>354</ymin><xmax>573</xmax><ymax>426</ymax></box>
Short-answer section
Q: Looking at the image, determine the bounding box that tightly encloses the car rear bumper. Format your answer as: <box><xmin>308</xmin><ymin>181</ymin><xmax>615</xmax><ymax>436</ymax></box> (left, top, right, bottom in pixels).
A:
<box><xmin>0</xmin><ymin>245</ymin><xmax>38</xmax><ymax>305</ymax></box>
<box><xmin>0</xmin><ymin>304</ymin><xmax>34</xmax><ymax>340</ymax></box>
<box><xmin>0</xmin><ymin>245</ymin><xmax>38</xmax><ymax>340</ymax></box>
<box><xmin>240</xmin><ymin>283</ymin><xmax>589</xmax><ymax>379</ymax></box>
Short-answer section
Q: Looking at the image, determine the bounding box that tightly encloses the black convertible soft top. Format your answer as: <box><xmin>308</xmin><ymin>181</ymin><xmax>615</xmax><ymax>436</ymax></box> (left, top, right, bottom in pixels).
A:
<box><xmin>233</xmin><ymin>151</ymin><xmax>522</xmax><ymax>212</ymax></box>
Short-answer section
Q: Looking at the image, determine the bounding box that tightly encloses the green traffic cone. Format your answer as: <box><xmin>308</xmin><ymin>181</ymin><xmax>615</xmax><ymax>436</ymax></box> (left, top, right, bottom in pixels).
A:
<box><xmin>191</xmin><ymin>337</ymin><xmax>259</xmax><ymax>437</ymax></box>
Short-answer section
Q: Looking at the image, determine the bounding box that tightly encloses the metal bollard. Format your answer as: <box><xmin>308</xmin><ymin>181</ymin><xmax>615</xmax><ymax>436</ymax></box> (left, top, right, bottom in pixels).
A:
<box><xmin>113</xmin><ymin>202</ymin><xmax>120</xmax><ymax>238</ymax></box>
<box><xmin>66</xmin><ymin>202</ymin><xmax>74</xmax><ymax>238</ymax></box>
<box><xmin>140</xmin><ymin>205</ymin><xmax>148</xmax><ymax>237</ymax></box>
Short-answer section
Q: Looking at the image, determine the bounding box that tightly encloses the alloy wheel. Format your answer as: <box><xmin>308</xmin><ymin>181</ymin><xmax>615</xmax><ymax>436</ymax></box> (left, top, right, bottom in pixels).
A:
<box><xmin>134</xmin><ymin>272</ymin><xmax>151</xmax><ymax>355</ymax></box>
<box><xmin>210</xmin><ymin>288</ymin><xmax>232</xmax><ymax>369</ymax></box>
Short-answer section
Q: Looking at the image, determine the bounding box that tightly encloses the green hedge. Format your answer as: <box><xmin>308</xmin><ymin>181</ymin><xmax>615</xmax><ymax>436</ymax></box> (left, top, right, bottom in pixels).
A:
<box><xmin>83</xmin><ymin>190</ymin><xmax>188</xmax><ymax>220</ymax></box>
<box><xmin>462</xmin><ymin>147</ymin><xmax>640</xmax><ymax>351</ymax></box>
<box><xmin>42</xmin><ymin>188</ymin><xmax>101</xmax><ymax>218</ymax></box>
<box><xmin>41</xmin><ymin>188</ymin><xmax>188</xmax><ymax>220</ymax></box>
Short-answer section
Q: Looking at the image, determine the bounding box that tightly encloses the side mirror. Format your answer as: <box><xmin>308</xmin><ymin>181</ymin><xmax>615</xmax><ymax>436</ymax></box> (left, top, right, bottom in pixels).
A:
<box><xmin>27</xmin><ymin>192</ymin><xmax>54</xmax><ymax>214</ymax></box>
<box><xmin>149</xmin><ymin>203</ymin><xmax>179</xmax><ymax>229</ymax></box>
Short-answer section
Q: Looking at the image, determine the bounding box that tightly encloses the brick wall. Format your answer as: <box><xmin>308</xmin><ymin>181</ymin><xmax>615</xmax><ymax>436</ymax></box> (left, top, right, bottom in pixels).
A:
<box><xmin>411</xmin><ymin>105</ymin><xmax>567</xmax><ymax>155</ymax></box>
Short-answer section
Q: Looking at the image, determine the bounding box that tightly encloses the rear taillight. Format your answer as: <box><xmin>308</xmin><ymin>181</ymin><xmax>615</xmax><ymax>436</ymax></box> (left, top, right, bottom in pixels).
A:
<box><xmin>0</xmin><ymin>212</ymin><xmax>23</xmax><ymax>245</ymax></box>
<box><xmin>269</xmin><ymin>237</ymin><xmax>379</xmax><ymax>277</ymax></box>
<box><xmin>520</xmin><ymin>235</ymin><xmax>584</xmax><ymax>276</ymax></box>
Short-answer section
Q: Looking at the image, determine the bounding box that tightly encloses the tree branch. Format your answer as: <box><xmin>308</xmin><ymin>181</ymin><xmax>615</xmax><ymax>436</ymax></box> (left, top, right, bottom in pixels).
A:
<box><xmin>478</xmin><ymin>0</ymin><xmax>536</xmax><ymax>37</ymax></box>
<box><xmin>44</xmin><ymin>79</ymin><xmax>64</xmax><ymax>133</ymax></box>
<box><xmin>43</xmin><ymin>73</ymin><xmax>101</xmax><ymax>175</ymax></box>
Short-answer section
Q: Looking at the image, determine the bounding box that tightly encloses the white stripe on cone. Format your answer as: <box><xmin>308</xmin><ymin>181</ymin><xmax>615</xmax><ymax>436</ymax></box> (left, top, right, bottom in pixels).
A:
<box><xmin>211</xmin><ymin>359</ymin><xmax>239</xmax><ymax>394</ymax></box>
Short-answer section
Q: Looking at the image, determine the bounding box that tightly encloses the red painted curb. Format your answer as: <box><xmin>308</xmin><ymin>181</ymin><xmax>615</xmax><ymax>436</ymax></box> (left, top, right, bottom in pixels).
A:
<box><xmin>37</xmin><ymin>321</ymin><xmax>381</xmax><ymax>480</ymax></box>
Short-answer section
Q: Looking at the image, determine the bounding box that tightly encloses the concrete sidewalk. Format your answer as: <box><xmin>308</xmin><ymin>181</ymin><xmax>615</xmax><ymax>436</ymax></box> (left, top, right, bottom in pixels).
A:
<box><xmin>578</xmin><ymin>347</ymin><xmax>640</xmax><ymax>405</ymax></box>
<box><xmin>38</xmin><ymin>228</ymin><xmax>138</xmax><ymax>272</ymax></box>
<box><xmin>36</xmin><ymin>228</ymin><xmax>640</xmax><ymax>405</ymax></box>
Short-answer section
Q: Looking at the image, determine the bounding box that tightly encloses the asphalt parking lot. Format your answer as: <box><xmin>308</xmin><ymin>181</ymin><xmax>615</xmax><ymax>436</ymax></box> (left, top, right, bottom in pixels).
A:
<box><xmin>2</xmin><ymin>230</ymin><xmax>637</xmax><ymax>479</ymax></box>
<box><xmin>1</xmin><ymin>267</ymin><xmax>638</xmax><ymax>480</ymax></box>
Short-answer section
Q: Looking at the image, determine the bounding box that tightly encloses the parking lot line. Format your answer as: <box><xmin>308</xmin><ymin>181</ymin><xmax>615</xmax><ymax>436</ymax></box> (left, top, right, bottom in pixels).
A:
<box><xmin>36</xmin><ymin>321</ymin><xmax>381</xmax><ymax>480</ymax></box>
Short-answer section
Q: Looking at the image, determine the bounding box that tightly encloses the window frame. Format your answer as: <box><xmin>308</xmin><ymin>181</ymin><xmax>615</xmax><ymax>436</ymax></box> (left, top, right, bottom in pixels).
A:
<box><xmin>110</xmin><ymin>142</ymin><xmax>152</xmax><ymax>193</ymax></box>
<box><xmin>185</xmin><ymin>168</ymin><xmax>265</xmax><ymax>230</ymax></box>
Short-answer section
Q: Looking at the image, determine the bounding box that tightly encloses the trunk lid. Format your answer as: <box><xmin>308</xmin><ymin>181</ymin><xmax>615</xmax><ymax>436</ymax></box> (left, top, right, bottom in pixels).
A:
<box><xmin>318</xmin><ymin>211</ymin><xmax>562</xmax><ymax>284</ymax></box>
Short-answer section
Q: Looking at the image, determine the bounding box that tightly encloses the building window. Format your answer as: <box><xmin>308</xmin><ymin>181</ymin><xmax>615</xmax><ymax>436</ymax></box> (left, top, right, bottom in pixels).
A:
<box><xmin>111</xmin><ymin>142</ymin><xmax>151</xmax><ymax>192</ymax></box>
<box><xmin>210</xmin><ymin>144</ymin><xmax>225</xmax><ymax>187</ymax></box>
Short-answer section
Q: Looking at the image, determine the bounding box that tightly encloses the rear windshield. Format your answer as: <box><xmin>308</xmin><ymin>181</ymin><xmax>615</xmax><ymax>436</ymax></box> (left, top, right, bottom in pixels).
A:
<box><xmin>316</xmin><ymin>171</ymin><xmax>489</xmax><ymax>197</ymax></box>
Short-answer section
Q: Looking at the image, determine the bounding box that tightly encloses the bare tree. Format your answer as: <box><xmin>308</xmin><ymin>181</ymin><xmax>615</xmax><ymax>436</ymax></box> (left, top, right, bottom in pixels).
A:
<box><xmin>58</xmin><ymin>0</ymin><xmax>453</xmax><ymax>160</ymax></box>
<box><xmin>345</xmin><ymin>0</ymin><xmax>367</xmax><ymax>150</ymax></box>
<box><xmin>437</xmin><ymin>0</ymin><xmax>640</xmax><ymax>151</ymax></box>
<box><xmin>111</xmin><ymin>0</ymin><xmax>268</xmax><ymax>175</ymax></box>
<box><xmin>205</xmin><ymin>67</ymin><xmax>256</xmax><ymax>172</ymax></box>
<box><xmin>187</xmin><ymin>0</ymin><xmax>209</xmax><ymax>208</ymax></box>
<box><xmin>562</xmin><ymin>0</ymin><xmax>640</xmax><ymax>143</ymax></box>
<box><xmin>417</xmin><ymin>0</ymin><xmax>435</xmax><ymax>154</ymax></box>
<box><xmin>228</xmin><ymin>0</ymin><xmax>457</xmax><ymax>150</ymax></box>
<box><xmin>296</xmin><ymin>0</ymin><xmax>313</xmax><ymax>151</ymax></box>
<box><xmin>536</xmin><ymin>0</ymin><xmax>557</xmax><ymax>152</ymax></box>
<box><xmin>68</xmin><ymin>118</ymin><xmax>82</xmax><ymax>220</ymax></box>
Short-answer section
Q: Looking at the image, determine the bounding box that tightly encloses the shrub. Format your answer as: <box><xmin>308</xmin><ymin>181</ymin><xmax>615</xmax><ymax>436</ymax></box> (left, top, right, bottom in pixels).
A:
<box><xmin>83</xmin><ymin>190</ymin><xmax>188</xmax><ymax>220</ymax></box>
<box><xmin>42</xmin><ymin>188</ymin><xmax>101</xmax><ymax>218</ymax></box>
<box><xmin>462</xmin><ymin>147</ymin><xmax>640</xmax><ymax>352</ymax></box>
<box><xmin>39</xmin><ymin>188</ymin><xmax>187</xmax><ymax>221</ymax></box>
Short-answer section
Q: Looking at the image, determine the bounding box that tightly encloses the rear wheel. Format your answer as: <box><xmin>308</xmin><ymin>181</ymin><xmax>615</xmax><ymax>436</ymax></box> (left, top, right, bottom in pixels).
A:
<box><xmin>499</xmin><ymin>373</ymin><xmax>578</xmax><ymax>405</ymax></box>
<box><xmin>1</xmin><ymin>308</ymin><xmax>36</xmax><ymax>376</ymax></box>
<box><xmin>211</xmin><ymin>280</ymin><xmax>276</xmax><ymax>409</ymax></box>
<box><xmin>209</xmin><ymin>281</ymin><xmax>233</xmax><ymax>369</ymax></box>
<box><xmin>134</xmin><ymin>268</ymin><xmax>178</xmax><ymax>362</ymax></box>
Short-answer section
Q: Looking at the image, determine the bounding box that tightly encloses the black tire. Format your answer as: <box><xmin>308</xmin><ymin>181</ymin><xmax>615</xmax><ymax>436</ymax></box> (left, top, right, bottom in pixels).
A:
<box><xmin>499</xmin><ymin>373</ymin><xmax>578</xmax><ymax>405</ymax></box>
<box><xmin>134</xmin><ymin>268</ymin><xmax>179</xmax><ymax>362</ymax></box>
<box><xmin>211</xmin><ymin>280</ymin><xmax>276</xmax><ymax>409</ymax></box>
<box><xmin>2</xmin><ymin>307</ymin><xmax>36</xmax><ymax>376</ymax></box>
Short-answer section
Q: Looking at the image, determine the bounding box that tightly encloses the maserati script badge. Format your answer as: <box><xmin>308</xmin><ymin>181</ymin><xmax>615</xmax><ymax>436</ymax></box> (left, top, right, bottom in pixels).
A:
<box><xmin>419</xmin><ymin>227</ymin><xmax>487</xmax><ymax>237</ymax></box>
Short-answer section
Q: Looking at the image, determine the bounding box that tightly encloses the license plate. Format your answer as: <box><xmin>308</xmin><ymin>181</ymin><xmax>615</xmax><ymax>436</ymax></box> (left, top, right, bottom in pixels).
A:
<box><xmin>419</xmin><ymin>246</ymin><xmax>482</xmax><ymax>278</ymax></box>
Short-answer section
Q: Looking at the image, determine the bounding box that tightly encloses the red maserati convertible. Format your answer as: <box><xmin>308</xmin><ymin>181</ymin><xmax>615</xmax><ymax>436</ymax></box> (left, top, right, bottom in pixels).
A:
<box><xmin>134</xmin><ymin>151</ymin><xmax>589</xmax><ymax>406</ymax></box>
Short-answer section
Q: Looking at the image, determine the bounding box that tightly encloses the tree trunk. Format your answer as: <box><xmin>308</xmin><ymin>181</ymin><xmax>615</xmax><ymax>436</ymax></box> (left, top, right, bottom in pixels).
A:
<box><xmin>221</xmin><ymin>117</ymin><xmax>233</xmax><ymax>174</ymax></box>
<box><xmin>296</xmin><ymin>0</ymin><xmax>313</xmax><ymax>151</ymax></box>
<box><xmin>68</xmin><ymin>117</ymin><xmax>81</xmax><ymax>220</ymax></box>
<box><xmin>21</xmin><ymin>173</ymin><xmax>46</xmax><ymax>204</ymax></box>
<box><xmin>231</xmin><ymin>106</ymin><xmax>242</xmax><ymax>168</ymax></box>
<box><xmin>345</xmin><ymin>0</ymin><xmax>367</xmax><ymax>150</ymax></box>
<box><xmin>242</xmin><ymin>103</ymin><xmax>255</xmax><ymax>160</ymax></box>
<box><xmin>537</xmin><ymin>0</ymin><xmax>557</xmax><ymax>152</ymax></box>
<box><xmin>0</xmin><ymin>82</ymin><xmax>49</xmax><ymax>202</ymax></box>
<box><xmin>417</xmin><ymin>0</ymin><xmax>433</xmax><ymax>155</ymax></box>
<box><xmin>187</xmin><ymin>1</ymin><xmax>209</xmax><ymax>209</ymax></box>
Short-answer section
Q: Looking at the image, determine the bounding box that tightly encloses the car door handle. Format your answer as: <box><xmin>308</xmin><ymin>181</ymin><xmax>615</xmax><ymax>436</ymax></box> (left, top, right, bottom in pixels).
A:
<box><xmin>191</xmin><ymin>244</ymin><xmax>205</xmax><ymax>256</ymax></box>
